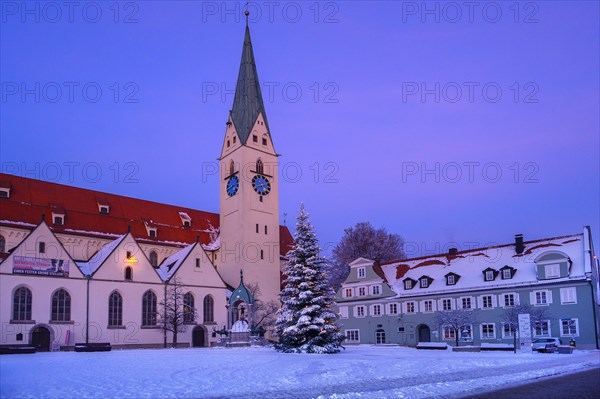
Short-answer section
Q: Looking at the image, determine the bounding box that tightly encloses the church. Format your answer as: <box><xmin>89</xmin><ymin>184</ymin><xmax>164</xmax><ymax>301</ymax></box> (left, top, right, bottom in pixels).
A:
<box><xmin>0</xmin><ymin>22</ymin><xmax>293</xmax><ymax>350</ymax></box>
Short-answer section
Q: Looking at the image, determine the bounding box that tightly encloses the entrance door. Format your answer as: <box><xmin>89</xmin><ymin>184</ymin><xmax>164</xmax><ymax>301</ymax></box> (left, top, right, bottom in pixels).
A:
<box><xmin>375</xmin><ymin>329</ymin><xmax>386</xmax><ymax>344</ymax></box>
<box><xmin>192</xmin><ymin>326</ymin><xmax>205</xmax><ymax>347</ymax></box>
<box><xmin>31</xmin><ymin>326</ymin><xmax>51</xmax><ymax>351</ymax></box>
<box><xmin>418</xmin><ymin>325</ymin><xmax>431</xmax><ymax>343</ymax></box>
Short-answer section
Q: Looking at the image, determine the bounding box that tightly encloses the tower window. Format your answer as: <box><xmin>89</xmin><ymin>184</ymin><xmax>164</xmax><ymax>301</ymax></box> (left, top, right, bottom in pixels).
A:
<box><xmin>262</xmin><ymin>137</ymin><xmax>267</xmax><ymax>145</ymax></box>
<box><xmin>256</xmin><ymin>159</ymin><xmax>263</xmax><ymax>174</ymax></box>
<box><xmin>259</xmin><ymin>196</ymin><xmax>263</xmax><ymax>202</ymax></box>
<box><xmin>256</xmin><ymin>224</ymin><xmax>259</xmax><ymax>233</ymax></box>
<box><xmin>227</xmin><ymin>139</ymin><xmax>230</xmax><ymax>148</ymax></box>
<box><xmin>253</xmin><ymin>135</ymin><xmax>258</xmax><ymax>143</ymax></box>
<box><xmin>264</xmin><ymin>225</ymin><xmax>268</xmax><ymax>235</ymax></box>
<box><xmin>260</xmin><ymin>250</ymin><xmax>264</xmax><ymax>260</ymax></box>
<box><xmin>233</xmin><ymin>136</ymin><xmax>236</xmax><ymax>143</ymax></box>
<box><xmin>230</xmin><ymin>160</ymin><xmax>235</xmax><ymax>176</ymax></box>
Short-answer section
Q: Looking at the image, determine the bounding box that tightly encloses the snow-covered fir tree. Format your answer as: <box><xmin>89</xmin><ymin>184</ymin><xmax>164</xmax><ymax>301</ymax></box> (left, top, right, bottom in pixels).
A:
<box><xmin>274</xmin><ymin>203</ymin><xmax>345</xmax><ymax>353</ymax></box>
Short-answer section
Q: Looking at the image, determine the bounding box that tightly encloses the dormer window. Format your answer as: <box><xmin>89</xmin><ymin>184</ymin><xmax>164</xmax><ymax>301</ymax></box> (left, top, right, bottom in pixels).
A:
<box><xmin>97</xmin><ymin>199</ymin><xmax>110</xmax><ymax>214</ymax></box>
<box><xmin>53</xmin><ymin>213</ymin><xmax>64</xmax><ymax>226</ymax></box>
<box><xmin>179</xmin><ymin>212</ymin><xmax>192</xmax><ymax>228</ymax></box>
<box><xmin>403</xmin><ymin>278</ymin><xmax>416</xmax><ymax>290</ymax></box>
<box><xmin>0</xmin><ymin>188</ymin><xmax>9</xmax><ymax>199</ymax></box>
<box><xmin>445</xmin><ymin>272</ymin><xmax>460</xmax><ymax>286</ymax></box>
<box><xmin>419</xmin><ymin>276</ymin><xmax>433</xmax><ymax>288</ymax></box>
<box><xmin>483</xmin><ymin>267</ymin><xmax>498</xmax><ymax>282</ymax></box>
<box><xmin>500</xmin><ymin>265</ymin><xmax>516</xmax><ymax>280</ymax></box>
<box><xmin>535</xmin><ymin>252</ymin><xmax>570</xmax><ymax>280</ymax></box>
<box><xmin>357</xmin><ymin>267</ymin><xmax>365</xmax><ymax>278</ymax></box>
<box><xmin>144</xmin><ymin>221</ymin><xmax>157</xmax><ymax>238</ymax></box>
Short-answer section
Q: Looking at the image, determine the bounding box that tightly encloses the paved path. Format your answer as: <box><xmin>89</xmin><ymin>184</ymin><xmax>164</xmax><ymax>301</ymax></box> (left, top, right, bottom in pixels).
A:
<box><xmin>463</xmin><ymin>367</ymin><xmax>600</xmax><ymax>399</ymax></box>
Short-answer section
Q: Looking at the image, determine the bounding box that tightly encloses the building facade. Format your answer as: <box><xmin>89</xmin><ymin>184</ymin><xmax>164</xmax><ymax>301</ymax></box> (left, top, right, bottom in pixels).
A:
<box><xmin>336</xmin><ymin>229</ymin><xmax>600</xmax><ymax>349</ymax></box>
<box><xmin>0</xmin><ymin>22</ymin><xmax>291</xmax><ymax>350</ymax></box>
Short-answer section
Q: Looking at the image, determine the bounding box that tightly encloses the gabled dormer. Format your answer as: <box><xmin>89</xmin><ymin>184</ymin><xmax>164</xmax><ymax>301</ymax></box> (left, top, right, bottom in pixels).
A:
<box><xmin>179</xmin><ymin>212</ymin><xmax>192</xmax><ymax>228</ymax></box>
<box><xmin>482</xmin><ymin>267</ymin><xmax>499</xmax><ymax>282</ymax></box>
<box><xmin>418</xmin><ymin>275</ymin><xmax>434</xmax><ymax>288</ymax></box>
<box><xmin>403</xmin><ymin>277</ymin><xmax>417</xmax><ymax>290</ymax></box>
<box><xmin>444</xmin><ymin>272</ymin><xmax>460</xmax><ymax>286</ymax></box>
<box><xmin>499</xmin><ymin>265</ymin><xmax>517</xmax><ymax>280</ymax></box>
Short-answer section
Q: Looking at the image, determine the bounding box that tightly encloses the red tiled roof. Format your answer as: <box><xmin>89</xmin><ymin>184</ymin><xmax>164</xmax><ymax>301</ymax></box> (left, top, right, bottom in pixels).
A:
<box><xmin>0</xmin><ymin>173</ymin><xmax>293</xmax><ymax>255</ymax></box>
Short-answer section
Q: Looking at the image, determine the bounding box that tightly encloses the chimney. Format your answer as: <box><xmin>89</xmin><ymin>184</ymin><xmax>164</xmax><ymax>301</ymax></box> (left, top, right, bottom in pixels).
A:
<box><xmin>448</xmin><ymin>247</ymin><xmax>458</xmax><ymax>255</ymax></box>
<box><xmin>515</xmin><ymin>234</ymin><xmax>524</xmax><ymax>254</ymax></box>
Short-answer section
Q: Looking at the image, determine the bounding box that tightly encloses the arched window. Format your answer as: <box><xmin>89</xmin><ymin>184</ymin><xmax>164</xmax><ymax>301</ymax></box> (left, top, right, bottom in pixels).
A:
<box><xmin>142</xmin><ymin>290</ymin><xmax>157</xmax><ymax>326</ymax></box>
<box><xmin>12</xmin><ymin>286</ymin><xmax>32</xmax><ymax>321</ymax></box>
<box><xmin>184</xmin><ymin>292</ymin><xmax>195</xmax><ymax>323</ymax></box>
<box><xmin>108</xmin><ymin>291</ymin><xmax>123</xmax><ymax>327</ymax></box>
<box><xmin>256</xmin><ymin>159</ymin><xmax>263</xmax><ymax>174</ymax></box>
<box><xmin>0</xmin><ymin>235</ymin><xmax>5</xmax><ymax>253</ymax></box>
<box><xmin>149</xmin><ymin>251</ymin><xmax>158</xmax><ymax>267</ymax></box>
<box><xmin>229</xmin><ymin>160</ymin><xmax>235</xmax><ymax>176</ymax></box>
<box><xmin>203</xmin><ymin>295</ymin><xmax>214</xmax><ymax>323</ymax></box>
<box><xmin>51</xmin><ymin>289</ymin><xmax>71</xmax><ymax>321</ymax></box>
<box><xmin>125</xmin><ymin>266</ymin><xmax>133</xmax><ymax>281</ymax></box>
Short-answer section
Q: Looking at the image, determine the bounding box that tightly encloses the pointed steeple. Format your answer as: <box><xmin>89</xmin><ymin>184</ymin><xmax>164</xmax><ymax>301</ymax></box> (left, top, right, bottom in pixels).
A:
<box><xmin>230</xmin><ymin>21</ymin><xmax>269</xmax><ymax>144</ymax></box>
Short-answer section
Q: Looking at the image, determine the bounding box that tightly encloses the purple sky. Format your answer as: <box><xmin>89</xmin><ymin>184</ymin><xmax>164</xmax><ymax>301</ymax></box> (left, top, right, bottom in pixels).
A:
<box><xmin>1</xmin><ymin>1</ymin><xmax>599</xmax><ymax>257</ymax></box>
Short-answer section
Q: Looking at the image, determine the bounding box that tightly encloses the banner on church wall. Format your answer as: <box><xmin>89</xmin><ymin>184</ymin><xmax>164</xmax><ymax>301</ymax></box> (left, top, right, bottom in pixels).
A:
<box><xmin>13</xmin><ymin>256</ymin><xmax>69</xmax><ymax>277</ymax></box>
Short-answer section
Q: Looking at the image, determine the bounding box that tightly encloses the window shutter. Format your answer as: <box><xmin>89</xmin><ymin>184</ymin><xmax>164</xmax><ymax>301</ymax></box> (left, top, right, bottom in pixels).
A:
<box><xmin>437</xmin><ymin>299</ymin><xmax>443</xmax><ymax>310</ymax></box>
<box><xmin>547</xmin><ymin>290</ymin><xmax>553</xmax><ymax>304</ymax></box>
<box><xmin>477</xmin><ymin>296</ymin><xmax>484</xmax><ymax>309</ymax></box>
<box><xmin>431</xmin><ymin>300</ymin><xmax>437</xmax><ymax>312</ymax></box>
<box><xmin>449</xmin><ymin>298</ymin><xmax>455</xmax><ymax>310</ymax></box>
<box><xmin>353</xmin><ymin>306</ymin><xmax>358</xmax><ymax>317</ymax></box>
<box><xmin>491</xmin><ymin>295</ymin><xmax>497</xmax><ymax>308</ymax></box>
<box><xmin>514</xmin><ymin>293</ymin><xmax>520</xmax><ymax>305</ymax></box>
<box><xmin>530</xmin><ymin>292</ymin><xmax>536</xmax><ymax>305</ymax></box>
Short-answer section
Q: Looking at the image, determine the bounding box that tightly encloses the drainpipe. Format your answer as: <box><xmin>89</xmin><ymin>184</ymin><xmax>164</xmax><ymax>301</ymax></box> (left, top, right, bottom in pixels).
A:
<box><xmin>86</xmin><ymin>275</ymin><xmax>90</xmax><ymax>345</ymax></box>
<box><xmin>163</xmin><ymin>282</ymin><xmax>167</xmax><ymax>349</ymax></box>
<box><xmin>584</xmin><ymin>226</ymin><xmax>599</xmax><ymax>349</ymax></box>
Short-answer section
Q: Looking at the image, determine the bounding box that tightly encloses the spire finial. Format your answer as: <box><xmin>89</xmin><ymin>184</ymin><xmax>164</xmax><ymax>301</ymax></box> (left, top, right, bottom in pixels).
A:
<box><xmin>240</xmin><ymin>269</ymin><xmax>244</xmax><ymax>281</ymax></box>
<box><xmin>244</xmin><ymin>3</ymin><xmax>249</xmax><ymax>25</ymax></box>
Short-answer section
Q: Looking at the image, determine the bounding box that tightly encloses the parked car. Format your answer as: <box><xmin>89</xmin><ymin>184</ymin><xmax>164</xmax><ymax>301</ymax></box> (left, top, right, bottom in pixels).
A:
<box><xmin>532</xmin><ymin>338</ymin><xmax>562</xmax><ymax>352</ymax></box>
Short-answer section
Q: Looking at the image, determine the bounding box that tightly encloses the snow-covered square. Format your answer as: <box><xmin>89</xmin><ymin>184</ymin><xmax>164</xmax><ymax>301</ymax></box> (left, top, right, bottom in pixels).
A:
<box><xmin>1</xmin><ymin>346</ymin><xmax>598</xmax><ymax>398</ymax></box>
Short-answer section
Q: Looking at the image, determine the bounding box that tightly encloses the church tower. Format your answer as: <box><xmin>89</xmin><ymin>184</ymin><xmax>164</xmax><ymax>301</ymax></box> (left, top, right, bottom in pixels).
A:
<box><xmin>218</xmin><ymin>20</ymin><xmax>281</xmax><ymax>305</ymax></box>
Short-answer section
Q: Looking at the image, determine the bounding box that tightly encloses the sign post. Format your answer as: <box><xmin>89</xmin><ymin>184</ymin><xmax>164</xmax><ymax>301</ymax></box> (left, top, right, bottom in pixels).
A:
<box><xmin>518</xmin><ymin>313</ymin><xmax>532</xmax><ymax>353</ymax></box>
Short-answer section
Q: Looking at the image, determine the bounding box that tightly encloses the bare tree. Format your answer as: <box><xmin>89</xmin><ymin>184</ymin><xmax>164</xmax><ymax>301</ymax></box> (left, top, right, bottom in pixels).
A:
<box><xmin>501</xmin><ymin>304</ymin><xmax>552</xmax><ymax>353</ymax></box>
<box><xmin>330</xmin><ymin>222</ymin><xmax>406</xmax><ymax>289</ymax></box>
<box><xmin>246</xmin><ymin>281</ymin><xmax>279</xmax><ymax>333</ymax></box>
<box><xmin>159</xmin><ymin>277</ymin><xmax>196</xmax><ymax>348</ymax></box>
<box><xmin>433</xmin><ymin>309</ymin><xmax>479</xmax><ymax>347</ymax></box>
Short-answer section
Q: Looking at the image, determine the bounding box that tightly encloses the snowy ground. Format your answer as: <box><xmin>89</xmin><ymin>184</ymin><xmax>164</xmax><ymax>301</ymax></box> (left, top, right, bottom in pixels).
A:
<box><xmin>1</xmin><ymin>346</ymin><xmax>598</xmax><ymax>399</ymax></box>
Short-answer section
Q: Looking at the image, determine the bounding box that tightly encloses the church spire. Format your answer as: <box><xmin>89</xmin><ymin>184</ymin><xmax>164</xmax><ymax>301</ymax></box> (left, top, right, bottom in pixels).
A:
<box><xmin>230</xmin><ymin>18</ymin><xmax>269</xmax><ymax>144</ymax></box>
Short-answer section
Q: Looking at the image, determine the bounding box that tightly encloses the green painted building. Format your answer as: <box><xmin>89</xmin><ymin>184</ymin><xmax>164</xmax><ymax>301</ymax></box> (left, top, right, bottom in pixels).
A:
<box><xmin>335</xmin><ymin>228</ymin><xmax>600</xmax><ymax>349</ymax></box>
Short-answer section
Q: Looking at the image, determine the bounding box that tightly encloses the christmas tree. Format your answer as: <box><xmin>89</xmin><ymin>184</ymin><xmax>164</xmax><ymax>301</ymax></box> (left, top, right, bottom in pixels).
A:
<box><xmin>274</xmin><ymin>203</ymin><xmax>345</xmax><ymax>353</ymax></box>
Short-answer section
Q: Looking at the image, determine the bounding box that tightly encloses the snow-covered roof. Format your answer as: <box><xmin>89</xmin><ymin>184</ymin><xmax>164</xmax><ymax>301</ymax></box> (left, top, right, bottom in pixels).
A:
<box><xmin>380</xmin><ymin>233</ymin><xmax>585</xmax><ymax>297</ymax></box>
<box><xmin>77</xmin><ymin>234</ymin><xmax>127</xmax><ymax>276</ymax></box>
<box><xmin>202</xmin><ymin>233</ymin><xmax>220</xmax><ymax>251</ymax></box>
<box><xmin>156</xmin><ymin>242</ymin><xmax>197</xmax><ymax>281</ymax></box>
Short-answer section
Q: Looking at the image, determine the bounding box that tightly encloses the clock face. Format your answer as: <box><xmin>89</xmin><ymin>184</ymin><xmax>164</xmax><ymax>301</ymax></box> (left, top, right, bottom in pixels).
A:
<box><xmin>252</xmin><ymin>175</ymin><xmax>271</xmax><ymax>195</ymax></box>
<box><xmin>226</xmin><ymin>175</ymin><xmax>239</xmax><ymax>197</ymax></box>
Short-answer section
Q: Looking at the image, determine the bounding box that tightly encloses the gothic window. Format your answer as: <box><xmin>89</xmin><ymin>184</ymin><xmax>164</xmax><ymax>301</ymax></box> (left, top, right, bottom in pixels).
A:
<box><xmin>12</xmin><ymin>286</ymin><xmax>32</xmax><ymax>321</ymax></box>
<box><xmin>203</xmin><ymin>295</ymin><xmax>214</xmax><ymax>323</ymax></box>
<box><xmin>149</xmin><ymin>251</ymin><xmax>158</xmax><ymax>267</ymax></box>
<box><xmin>184</xmin><ymin>292</ymin><xmax>195</xmax><ymax>323</ymax></box>
<box><xmin>51</xmin><ymin>289</ymin><xmax>71</xmax><ymax>321</ymax></box>
<box><xmin>256</xmin><ymin>159</ymin><xmax>264</xmax><ymax>174</ymax></box>
<box><xmin>108</xmin><ymin>291</ymin><xmax>123</xmax><ymax>327</ymax></box>
<box><xmin>142</xmin><ymin>290</ymin><xmax>157</xmax><ymax>326</ymax></box>
<box><xmin>230</xmin><ymin>160</ymin><xmax>235</xmax><ymax>176</ymax></box>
